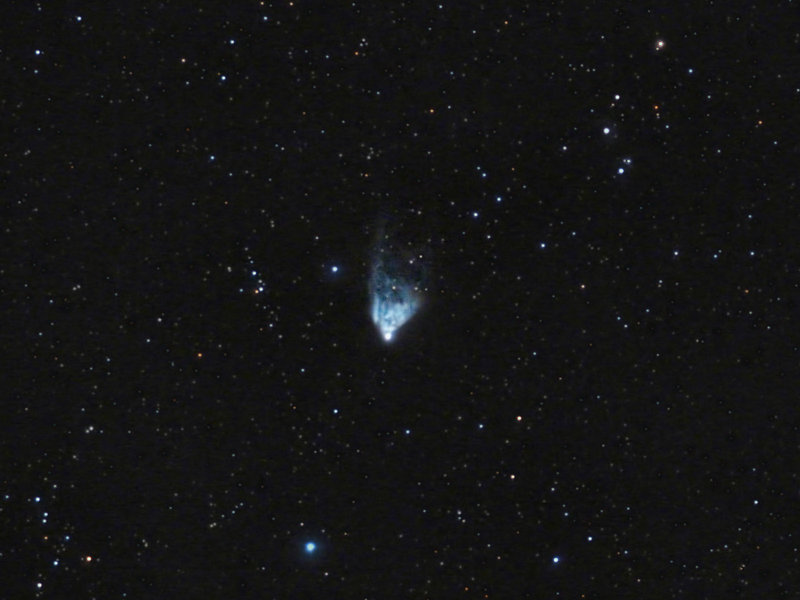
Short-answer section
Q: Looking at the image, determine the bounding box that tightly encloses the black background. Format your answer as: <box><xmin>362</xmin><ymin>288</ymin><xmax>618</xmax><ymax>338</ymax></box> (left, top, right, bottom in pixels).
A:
<box><xmin>2</xmin><ymin>2</ymin><xmax>799</xmax><ymax>598</ymax></box>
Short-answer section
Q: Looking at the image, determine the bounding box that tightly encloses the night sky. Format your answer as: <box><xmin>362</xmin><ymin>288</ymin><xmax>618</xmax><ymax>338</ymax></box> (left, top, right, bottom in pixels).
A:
<box><xmin>3</xmin><ymin>2</ymin><xmax>800</xmax><ymax>598</ymax></box>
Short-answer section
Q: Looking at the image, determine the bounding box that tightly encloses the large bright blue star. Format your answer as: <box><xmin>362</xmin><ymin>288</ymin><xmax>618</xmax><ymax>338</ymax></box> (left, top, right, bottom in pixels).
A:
<box><xmin>305</xmin><ymin>542</ymin><xmax>316</xmax><ymax>554</ymax></box>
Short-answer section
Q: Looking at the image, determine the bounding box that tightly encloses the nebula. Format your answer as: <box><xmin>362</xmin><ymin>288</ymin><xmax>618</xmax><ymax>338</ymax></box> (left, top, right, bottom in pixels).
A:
<box><xmin>368</xmin><ymin>231</ymin><xmax>430</xmax><ymax>343</ymax></box>
<box><xmin>369</xmin><ymin>258</ymin><xmax>421</xmax><ymax>341</ymax></box>
<box><xmin>367</xmin><ymin>212</ymin><xmax>430</xmax><ymax>342</ymax></box>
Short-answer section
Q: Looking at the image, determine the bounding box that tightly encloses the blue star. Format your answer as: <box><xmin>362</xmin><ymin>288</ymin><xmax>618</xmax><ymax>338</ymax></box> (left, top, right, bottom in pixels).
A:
<box><xmin>305</xmin><ymin>542</ymin><xmax>316</xmax><ymax>554</ymax></box>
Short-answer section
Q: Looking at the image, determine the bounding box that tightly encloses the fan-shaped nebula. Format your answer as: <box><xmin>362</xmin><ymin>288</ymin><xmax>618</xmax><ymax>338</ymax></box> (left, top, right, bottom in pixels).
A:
<box><xmin>369</xmin><ymin>257</ymin><xmax>421</xmax><ymax>341</ymax></box>
<box><xmin>368</xmin><ymin>218</ymin><xmax>429</xmax><ymax>342</ymax></box>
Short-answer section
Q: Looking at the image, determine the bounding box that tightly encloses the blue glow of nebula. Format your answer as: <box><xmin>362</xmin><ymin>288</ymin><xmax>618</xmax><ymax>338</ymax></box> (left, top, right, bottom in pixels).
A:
<box><xmin>370</xmin><ymin>281</ymin><xmax>419</xmax><ymax>341</ymax></box>
<box><xmin>369</xmin><ymin>253</ymin><xmax>422</xmax><ymax>342</ymax></box>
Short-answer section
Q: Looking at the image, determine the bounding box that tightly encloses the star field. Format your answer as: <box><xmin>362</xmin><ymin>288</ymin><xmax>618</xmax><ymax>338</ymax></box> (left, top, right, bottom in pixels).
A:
<box><xmin>2</xmin><ymin>2</ymin><xmax>799</xmax><ymax>598</ymax></box>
